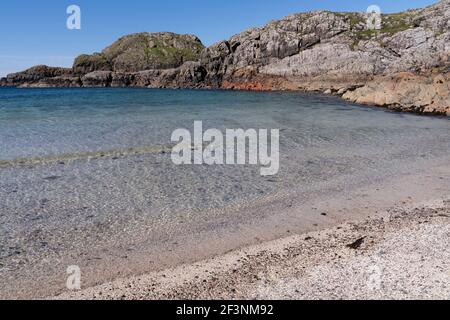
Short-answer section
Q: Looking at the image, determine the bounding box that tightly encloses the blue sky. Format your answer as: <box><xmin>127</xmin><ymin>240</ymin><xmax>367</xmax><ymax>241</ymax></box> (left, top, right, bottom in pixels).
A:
<box><xmin>0</xmin><ymin>0</ymin><xmax>438</xmax><ymax>76</ymax></box>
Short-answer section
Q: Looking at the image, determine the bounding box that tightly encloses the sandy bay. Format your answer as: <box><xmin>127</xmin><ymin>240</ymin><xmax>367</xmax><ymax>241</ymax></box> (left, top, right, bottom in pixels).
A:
<box><xmin>0</xmin><ymin>88</ymin><xmax>448</xmax><ymax>299</ymax></box>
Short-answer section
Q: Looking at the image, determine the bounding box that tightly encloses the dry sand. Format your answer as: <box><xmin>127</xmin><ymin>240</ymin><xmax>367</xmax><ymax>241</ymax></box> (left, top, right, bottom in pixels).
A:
<box><xmin>56</xmin><ymin>198</ymin><xmax>450</xmax><ymax>300</ymax></box>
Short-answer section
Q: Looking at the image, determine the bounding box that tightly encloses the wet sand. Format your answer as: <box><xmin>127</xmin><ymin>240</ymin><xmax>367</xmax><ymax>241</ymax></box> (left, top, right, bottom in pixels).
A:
<box><xmin>0</xmin><ymin>156</ymin><xmax>448</xmax><ymax>299</ymax></box>
<box><xmin>1</xmin><ymin>156</ymin><xmax>449</xmax><ymax>299</ymax></box>
<box><xmin>56</xmin><ymin>198</ymin><xmax>450</xmax><ymax>300</ymax></box>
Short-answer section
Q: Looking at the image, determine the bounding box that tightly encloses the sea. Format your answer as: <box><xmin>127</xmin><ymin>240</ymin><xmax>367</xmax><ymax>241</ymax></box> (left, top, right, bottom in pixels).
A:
<box><xmin>0</xmin><ymin>87</ymin><xmax>449</xmax><ymax>298</ymax></box>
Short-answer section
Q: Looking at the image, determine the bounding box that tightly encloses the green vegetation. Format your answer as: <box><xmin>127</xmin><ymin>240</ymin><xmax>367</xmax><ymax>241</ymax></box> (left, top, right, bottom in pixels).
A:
<box><xmin>140</xmin><ymin>37</ymin><xmax>203</xmax><ymax>65</ymax></box>
<box><xmin>346</xmin><ymin>10</ymin><xmax>419</xmax><ymax>50</ymax></box>
<box><xmin>380</xmin><ymin>11</ymin><xmax>419</xmax><ymax>35</ymax></box>
<box><xmin>333</xmin><ymin>12</ymin><xmax>365</xmax><ymax>29</ymax></box>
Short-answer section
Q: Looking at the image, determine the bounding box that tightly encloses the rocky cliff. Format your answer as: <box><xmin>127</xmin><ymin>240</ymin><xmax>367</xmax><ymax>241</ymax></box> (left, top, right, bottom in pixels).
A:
<box><xmin>1</xmin><ymin>1</ymin><xmax>449</xmax><ymax>115</ymax></box>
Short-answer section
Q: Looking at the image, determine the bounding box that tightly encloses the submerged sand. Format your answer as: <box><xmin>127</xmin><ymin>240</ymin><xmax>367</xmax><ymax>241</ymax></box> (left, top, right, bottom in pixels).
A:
<box><xmin>0</xmin><ymin>157</ymin><xmax>448</xmax><ymax>300</ymax></box>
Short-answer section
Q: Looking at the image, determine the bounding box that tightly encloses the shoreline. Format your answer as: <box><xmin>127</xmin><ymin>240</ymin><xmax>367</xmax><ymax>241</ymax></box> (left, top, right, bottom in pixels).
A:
<box><xmin>51</xmin><ymin>159</ymin><xmax>450</xmax><ymax>300</ymax></box>
<box><xmin>2</xmin><ymin>157</ymin><xmax>449</xmax><ymax>300</ymax></box>
<box><xmin>2</xmin><ymin>78</ymin><xmax>449</xmax><ymax>118</ymax></box>
<box><xmin>55</xmin><ymin>197</ymin><xmax>450</xmax><ymax>300</ymax></box>
<box><xmin>1</xmin><ymin>85</ymin><xmax>448</xmax><ymax>299</ymax></box>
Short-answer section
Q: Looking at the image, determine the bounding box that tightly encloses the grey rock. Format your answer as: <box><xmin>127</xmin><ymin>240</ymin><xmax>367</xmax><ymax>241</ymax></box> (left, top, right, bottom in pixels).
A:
<box><xmin>3</xmin><ymin>65</ymin><xmax>73</xmax><ymax>87</ymax></box>
<box><xmin>81</xmin><ymin>71</ymin><xmax>113</xmax><ymax>87</ymax></box>
<box><xmin>73</xmin><ymin>53</ymin><xmax>112</xmax><ymax>75</ymax></box>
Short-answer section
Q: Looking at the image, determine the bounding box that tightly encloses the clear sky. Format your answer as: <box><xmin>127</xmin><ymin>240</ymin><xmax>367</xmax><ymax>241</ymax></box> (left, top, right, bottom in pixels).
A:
<box><xmin>0</xmin><ymin>0</ymin><xmax>439</xmax><ymax>77</ymax></box>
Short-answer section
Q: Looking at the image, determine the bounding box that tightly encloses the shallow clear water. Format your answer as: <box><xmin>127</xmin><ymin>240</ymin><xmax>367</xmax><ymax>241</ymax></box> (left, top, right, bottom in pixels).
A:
<box><xmin>1</xmin><ymin>87</ymin><xmax>449</xmax><ymax>160</ymax></box>
<box><xmin>1</xmin><ymin>86</ymin><xmax>449</xmax><ymax>215</ymax></box>
<box><xmin>0</xmin><ymin>87</ymin><xmax>449</xmax><ymax>298</ymax></box>
<box><xmin>1</xmin><ymin>86</ymin><xmax>449</xmax><ymax>216</ymax></box>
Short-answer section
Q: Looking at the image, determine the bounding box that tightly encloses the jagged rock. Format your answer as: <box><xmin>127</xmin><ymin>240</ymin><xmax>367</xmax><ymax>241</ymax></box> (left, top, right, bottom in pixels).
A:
<box><xmin>134</xmin><ymin>70</ymin><xmax>162</xmax><ymax>87</ymax></box>
<box><xmin>158</xmin><ymin>62</ymin><xmax>208</xmax><ymax>88</ymax></box>
<box><xmin>111</xmin><ymin>72</ymin><xmax>136</xmax><ymax>87</ymax></box>
<box><xmin>132</xmin><ymin>62</ymin><xmax>207</xmax><ymax>89</ymax></box>
<box><xmin>342</xmin><ymin>72</ymin><xmax>450</xmax><ymax>115</ymax></box>
<box><xmin>81</xmin><ymin>71</ymin><xmax>113</xmax><ymax>87</ymax></box>
<box><xmin>19</xmin><ymin>76</ymin><xmax>81</xmax><ymax>88</ymax></box>
<box><xmin>3</xmin><ymin>65</ymin><xmax>73</xmax><ymax>86</ymax></box>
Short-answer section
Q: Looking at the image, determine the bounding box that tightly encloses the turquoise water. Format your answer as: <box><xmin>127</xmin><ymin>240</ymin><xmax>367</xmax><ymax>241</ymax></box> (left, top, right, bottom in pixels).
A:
<box><xmin>1</xmin><ymin>86</ymin><xmax>449</xmax><ymax>213</ymax></box>
<box><xmin>1</xmin><ymin>86</ymin><xmax>449</xmax><ymax>216</ymax></box>
<box><xmin>0</xmin><ymin>87</ymin><xmax>449</xmax><ymax>298</ymax></box>
<box><xmin>1</xmin><ymin>87</ymin><xmax>448</xmax><ymax>161</ymax></box>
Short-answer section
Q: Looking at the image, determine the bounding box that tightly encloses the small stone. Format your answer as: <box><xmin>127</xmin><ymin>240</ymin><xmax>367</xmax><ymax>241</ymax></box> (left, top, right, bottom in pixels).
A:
<box><xmin>43</xmin><ymin>176</ymin><xmax>61</xmax><ymax>181</ymax></box>
<box><xmin>347</xmin><ymin>237</ymin><xmax>365</xmax><ymax>250</ymax></box>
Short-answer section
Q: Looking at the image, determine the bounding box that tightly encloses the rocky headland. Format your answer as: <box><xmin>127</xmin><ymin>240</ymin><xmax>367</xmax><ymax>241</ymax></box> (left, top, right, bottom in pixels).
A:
<box><xmin>1</xmin><ymin>1</ymin><xmax>449</xmax><ymax>116</ymax></box>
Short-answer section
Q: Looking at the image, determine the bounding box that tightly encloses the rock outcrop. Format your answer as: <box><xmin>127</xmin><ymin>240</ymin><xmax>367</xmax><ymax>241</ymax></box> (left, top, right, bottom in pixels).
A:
<box><xmin>1</xmin><ymin>1</ymin><xmax>449</xmax><ymax>115</ymax></box>
<box><xmin>3</xmin><ymin>65</ymin><xmax>75</xmax><ymax>87</ymax></box>
<box><xmin>342</xmin><ymin>72</ymin><xmax>450</xmax><ymax>115</ymax></box>
<box><xmin>73</xmin><ymin>32</ymin><xmax>205</xmax><ymax>74</ymax></box>
<box><xmin>1</xmin><ymin>32</ymin><xmax>206</xmax><ymax>88</ymax></box>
